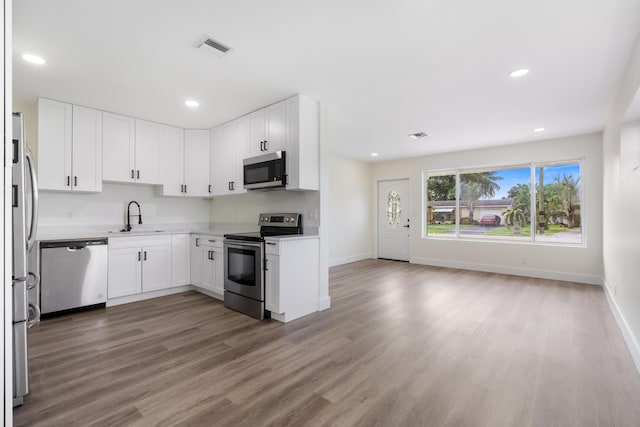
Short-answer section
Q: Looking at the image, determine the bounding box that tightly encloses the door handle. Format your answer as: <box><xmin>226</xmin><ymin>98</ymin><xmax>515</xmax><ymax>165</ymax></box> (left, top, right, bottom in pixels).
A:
<box><xmin>144</xmin><ymin>251</ymin><xmax>147</xmax><ymax>261</ymax></box>
<box><xmin>74</xmin><ymin>176</ymin><xmax>78</xmax><ymax>187</ymax></box>
<box><xmin>184</xmin><ymin>185</ymin><xmax>187</xmax><ymax>193</ymax></box>
<box><xmin>131</xmin><ymin>169</ymin><xmax>135</xmax><ymax>179</ymax></box>
<box><xmin>260</xmin><ymin>141</ymin><xmax>264</xmax><ymax>151</ymax></box>
<box><xmin>208</xmin><ymin>184</ymin><xmax>212</xmax><ymax>193</ymax></box>
<box><xmin>263</xmin><ymin>140</ymin><xmax>268</xmax><ymax>151</ymax></box>
<box><xmin>138</xmin><ymin>251</ymin><xmax>141</xmax><ymax>261</ymax></box>
<box><xmin>137</xmin><ymin>170</ymin><xmax>140</xmax><ymax>180</ymax></box>
<box><xmin>66</xmin><ymin>176</ymin><xmax>71</xmax><ymax>186</ymax></box>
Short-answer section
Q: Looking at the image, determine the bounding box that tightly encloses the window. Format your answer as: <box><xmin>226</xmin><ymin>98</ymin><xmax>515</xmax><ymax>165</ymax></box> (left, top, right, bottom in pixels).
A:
<box><xmin>424</xmin><ymin>160</ymin><xmax>582</xmax><ymax>245</ymax></box>
<box><xmin>426</xmin><ymin>172</ymin><xmax>456</xmax><ymax>237</ymax></box>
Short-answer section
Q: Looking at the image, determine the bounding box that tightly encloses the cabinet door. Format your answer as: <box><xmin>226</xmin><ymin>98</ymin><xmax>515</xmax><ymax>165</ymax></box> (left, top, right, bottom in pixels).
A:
<box><xmin>135</xmin><ymin>119</ymin><xmax>162</xmax><ymax>184</ymax></box>
<box><xmin>210</xmin><ymin>124</ymin><xmax>234</xmax><ymax>196</ymax></box>
<box><xmin>102</xmin><ymin>112</ymin><xmax>135</xmax><ymax>183</ymax></box>
<box><xmin>141</xmin><ymin>245</ymin><xmax>171</xmax><ymax>292</ymax></box>
<box><xmin>72</xmin><ymin>105</ymin><xmax>102</xmax><ymax>192</ymax></box>
<box><xmin>265</xmin><ymin>254</ymin><xmax>282</xmax><ymax>313</ymax></box>
<box><xmin>190</xmin><ymin>237</ymin><xmax>203</xmax><ymax>286</ymax></box>
<box><xmin>212</xmin><ymin>247</ymin><xmax>225</xmax><ymax>295</ymax></box>
<box><xmin>264</xmin><ymin>101</ymin><xmax>287</xmax><ymax>153</ymax></box>
<box><xmin>108</xmin><ymin>247</ymin><xmax>142</xmax><ymax>298</ymax></box>
<box><xmin>232</xmin><ymin>117</ymin><xmax>249</xmax><ymax>194</ymax></box>
<box><xmin>37</xmin><ymin>98</ymin><xmax>72</xmax><ymax>191</ymax></box>
<box><xmin>247</xmin><ymin>109</ymin><xmax>266</xmax><ymax>158</ymax></box>
<box><xmin>184</xmin><ymin>129</ymin><xmax>211</xmax><ymax>197</ymax></box>
<box><xmin>171</xmin><ymin>234</ymin><xmax>190</xmax><ymax>287</ymax></box>
<box><xmin>159</xmin><ymin>125</ymin><xmax>184</xmax><ymax>196</ymax></box>
<box><xmin>200</xmin><ymin>248</ymin><xmax>216</xmax><ymax>292</ymax></box>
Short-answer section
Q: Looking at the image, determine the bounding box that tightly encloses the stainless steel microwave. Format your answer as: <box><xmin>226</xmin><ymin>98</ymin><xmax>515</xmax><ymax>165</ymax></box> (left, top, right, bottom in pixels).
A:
<box><xmin>243</xmin><ymin>151</ymin><xmax>286</xmax><ymax>190</ymax></box>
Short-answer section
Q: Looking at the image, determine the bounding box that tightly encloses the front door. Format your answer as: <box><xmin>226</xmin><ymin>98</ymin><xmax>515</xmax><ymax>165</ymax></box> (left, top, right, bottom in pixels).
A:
<box><xmin>378</xmin><ymin>179</ymin><xmax>410</xmax><ymax>261</ymax></box>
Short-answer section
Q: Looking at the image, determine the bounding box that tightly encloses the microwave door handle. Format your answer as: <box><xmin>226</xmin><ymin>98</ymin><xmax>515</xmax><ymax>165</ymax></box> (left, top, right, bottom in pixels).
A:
<box><xmin>25</xmin><ymin>150</ymin><xmax>39</xmax><ymax>251</ymax></box>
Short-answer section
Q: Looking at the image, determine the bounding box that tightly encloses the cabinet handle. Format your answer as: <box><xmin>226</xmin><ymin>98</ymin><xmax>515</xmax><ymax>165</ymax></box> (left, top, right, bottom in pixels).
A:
<box><xmin>228</xmin><ymin>182</ymin><xmax>232</xmax><ymax>191</ymax></box>
<box><xmin>230</xmin><ymin>181</ymin><xmax>235</xmax><ymax>191</ymax></box>
<box><xmin>137</xmin><ymin>170</ymin><xmax>140</xmax><ymax>180</ymax></box>
<box><xmin>195</xmin><ymin>238</ymin><xmax>200</xmax><ymax>247</ymax></box>
<box><xmin>211</xmin><ymin>251</ymin><xmax>215</xmax><ymax>261</ymax></box>
<box><xmin>266</xmin><ymin>242</ymin><xmax>277</xmax><ymax>245</ymax></box>
<box><xmin>260</xmin><ymin>141</ymin><xmax>265</xmax><ymax>151</ymax></box>
<box><xmin>264</xmin><ymin>140</ymin><xmax>268</xmax><ymax>151</ymax></box>
<box><xmin>74</xmin><ymin>176</ymin><xmax>78</xmax><ymax>187</ymax></box>
<box><xmin>208</xmin><ymin>239</ymin><xmax>216</xmax><ymax>243</ymax></box>
<box><xmin>208</xmin><ymin>184</ymin><xmax>212</xmax><ymax>193</ymax></box>
<box><xmin>138</xmin><ymin>251</ymin><xmax>141</xmax><ymax>261</ymax></box>
<box><xmin>66</xmin><ymin>176</ymin><xmax>70</xmax><ymax>187</ymax></box>
<box><xmin>265</xmin><ymin>258</ymin><xmax>269</xmax><ymax>271</ymax></box>
<box><xmin>144</xmin><ymin>251</ymin><xmax>147</xmax><ymax>261</ymax></box>
<box><xmin>184</xmin><ymin>185</ymin><xmax>187</xmax><ymax>193</ymax></box>
<box><xmin>131</xmin><ymin>169</ymin><xmax>135</xmax><ymax>179</ymax></box>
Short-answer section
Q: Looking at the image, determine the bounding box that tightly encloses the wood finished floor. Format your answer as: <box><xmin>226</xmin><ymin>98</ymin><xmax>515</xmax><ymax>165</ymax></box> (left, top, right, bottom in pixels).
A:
<box><xmin>14</xmin><ymin>259</ymin><xmax>640</xmax><ymax>426</ymax></box>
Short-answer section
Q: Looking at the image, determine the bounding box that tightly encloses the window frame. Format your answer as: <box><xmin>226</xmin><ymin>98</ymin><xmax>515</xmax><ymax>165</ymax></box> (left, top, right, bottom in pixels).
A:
<box><xmin>423</xmin><ymin>158</ymin><xmax>585</xmax><ymax>247</ymax></box>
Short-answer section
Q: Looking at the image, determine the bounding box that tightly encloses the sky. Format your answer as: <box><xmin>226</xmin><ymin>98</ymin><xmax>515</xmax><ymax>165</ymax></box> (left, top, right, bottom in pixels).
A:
<box><xmin>484</xmin><ymin>163</ymin><xmax>581</xmax><ymax>199</ymax></box>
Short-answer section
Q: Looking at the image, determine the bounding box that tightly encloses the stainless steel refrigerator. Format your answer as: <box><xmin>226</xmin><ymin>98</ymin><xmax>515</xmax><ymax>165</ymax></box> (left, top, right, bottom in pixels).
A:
<box><xmin>11</xmin><ymin>112</ymin><xmax>40</xmax><ymax>407</ymax></box>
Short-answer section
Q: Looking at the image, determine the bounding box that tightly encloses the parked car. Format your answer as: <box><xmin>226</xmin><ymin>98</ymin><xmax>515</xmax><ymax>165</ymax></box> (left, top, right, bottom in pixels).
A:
<box><xmin>480</xmin><ymin>215</ymin><xmax>501</xmax><ymax>226</ymax></box>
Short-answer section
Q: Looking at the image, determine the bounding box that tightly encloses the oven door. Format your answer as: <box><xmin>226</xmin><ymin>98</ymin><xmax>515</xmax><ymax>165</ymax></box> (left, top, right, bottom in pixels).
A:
<box><xmin>224</xmin><ymin>240</ymin><xmax>264</xmax><ymax>301</ymax></box>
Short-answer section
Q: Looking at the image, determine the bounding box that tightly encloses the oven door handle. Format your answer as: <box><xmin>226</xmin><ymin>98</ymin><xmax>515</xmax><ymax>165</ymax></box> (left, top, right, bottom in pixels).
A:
<box><xmin>224</xmin><ymin>240</ymin><xmax>263</xmax><ymax>249</ymax></box>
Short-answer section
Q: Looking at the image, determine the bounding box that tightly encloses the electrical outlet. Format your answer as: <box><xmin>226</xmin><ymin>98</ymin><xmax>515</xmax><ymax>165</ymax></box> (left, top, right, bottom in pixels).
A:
<box><xmin>309</xmin><ymin>209</ymin><xmax>318</xmax><ymax>220</ymax></box>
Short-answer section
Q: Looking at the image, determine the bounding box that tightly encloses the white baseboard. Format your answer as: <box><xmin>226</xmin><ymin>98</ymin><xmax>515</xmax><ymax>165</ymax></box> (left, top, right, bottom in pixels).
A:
<box><xmin>602</xmin><ymin>279</ymin><xmax>640</xmax><ymax>374</ymax></box>
<box><xmin>410</xmin><ymin>257</ymin><xmax>602</xmax><ymax>285</ymax></box>
<box><xmin>106</xmin><ymin>285</ymin><xmax>193</xmax><ymax>307</ymax></box>
<box><xmin>318</xmin><ymin>296</ymin><xmax>331</xmax><ymax>311</ymax></box>
<box><xmin>329</xmin><ymin>254</ymin><xmax>371</xmax><ymax>267</ymax></box>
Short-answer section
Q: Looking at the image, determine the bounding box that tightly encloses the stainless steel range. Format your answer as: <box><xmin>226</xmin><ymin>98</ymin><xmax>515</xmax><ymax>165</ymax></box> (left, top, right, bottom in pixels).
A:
<box><xmin>223</xmin><ymin>213</ymin><xmax>302</xmax><ymax>319</ymax></box>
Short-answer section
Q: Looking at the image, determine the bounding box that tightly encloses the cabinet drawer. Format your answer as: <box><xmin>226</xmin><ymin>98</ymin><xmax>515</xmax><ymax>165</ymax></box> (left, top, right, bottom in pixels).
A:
<box><xmin>265</xmin><ymin>239</ymin><xmax>280</xmax><ymax>255</ymax></box>
<box><xmin>193</xmin><ymin>235</ymin><xmax>223</xmax><ymax>248</ymax></box>
<box><xmin>108</xmin><ymin>234</ymin><xmax>172</xmax><ymax>249</ymax></box>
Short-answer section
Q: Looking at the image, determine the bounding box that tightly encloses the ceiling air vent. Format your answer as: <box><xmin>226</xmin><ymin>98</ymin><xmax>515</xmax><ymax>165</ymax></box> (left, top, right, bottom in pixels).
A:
<box><xmin>195</xmin><ymin>35</ymin><xmax>232</xmax><ymax>57</ymax></box>
<box><xmin>408</xmin><ymin>132</ymin><xmax>428</xmax><ymax>140</ymax></box>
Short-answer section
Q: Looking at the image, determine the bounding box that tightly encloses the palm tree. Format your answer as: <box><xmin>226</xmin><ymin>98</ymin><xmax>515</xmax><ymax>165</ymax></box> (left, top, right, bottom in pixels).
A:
<box><xmin>459</xmin><ymin>172</ymin><xmax>502</xmax><ymax>223</ymax></box>
<box><xmin>502</xmin><ymin>207</ymin><xmax>526</xmax><ymax>234</ymax></box>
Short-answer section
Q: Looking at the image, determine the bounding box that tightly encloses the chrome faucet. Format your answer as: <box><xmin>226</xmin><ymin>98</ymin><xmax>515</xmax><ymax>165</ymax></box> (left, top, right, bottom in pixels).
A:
<box><xmin>123</xmin><ymin>201</ymin><xmax>142</xmax><ymax>232</ymax></box>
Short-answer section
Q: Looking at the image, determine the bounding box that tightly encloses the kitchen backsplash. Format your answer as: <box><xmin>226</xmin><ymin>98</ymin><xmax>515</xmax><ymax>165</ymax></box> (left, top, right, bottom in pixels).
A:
<box><xmin>38</xmin><ymin>182</ymin><xmax>210</xmax><ymax>227</ymax></box>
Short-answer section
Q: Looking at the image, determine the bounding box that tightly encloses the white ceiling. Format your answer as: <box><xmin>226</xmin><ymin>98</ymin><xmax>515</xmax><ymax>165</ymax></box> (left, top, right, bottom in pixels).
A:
<box><xmin>12</xmin><ymin>0</ymin><xmax>640</xmax><ymax>162</ymax></box>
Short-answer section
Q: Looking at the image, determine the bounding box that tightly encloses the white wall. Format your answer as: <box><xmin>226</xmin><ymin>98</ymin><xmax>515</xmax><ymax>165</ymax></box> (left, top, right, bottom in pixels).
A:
<box><xmin>602</xmin><ymin>36</ymin><xmax>640</xmax><ymax>371</ymax></box>
<box><xmin>38</xmin><ymin>183</ymin><xmax>210</xmax><ymax>229</ymax></box>
<box><xmin>371</xmin><ymin>132</ymin><xmax>603</xmax><ymax>284</ymax></box>
<box><xmin>328</xmin><ymin>155</ymin><xmax>372</xmax><ymax>266</ymax></box>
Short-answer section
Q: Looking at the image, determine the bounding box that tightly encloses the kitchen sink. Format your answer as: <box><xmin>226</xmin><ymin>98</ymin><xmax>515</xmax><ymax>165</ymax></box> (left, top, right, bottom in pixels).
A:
<box><xmin>108</xmin><ymin>229</ymin><xmax>165</xmax><ymax>234</ymax></box>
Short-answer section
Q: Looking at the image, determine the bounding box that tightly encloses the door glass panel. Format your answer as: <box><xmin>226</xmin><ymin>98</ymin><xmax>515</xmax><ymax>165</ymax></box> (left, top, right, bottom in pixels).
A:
<box><xmin>387</xmin><ymin>190</ymin><xmax>401</xmax><ymax>228</ymax></box>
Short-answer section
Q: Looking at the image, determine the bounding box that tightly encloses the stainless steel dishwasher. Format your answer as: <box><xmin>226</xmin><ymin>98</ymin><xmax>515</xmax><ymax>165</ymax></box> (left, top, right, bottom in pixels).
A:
<box><xmin>40</xmin><ymin>238</ymin><xmax>108</xmax><ymax>314</ymax></box>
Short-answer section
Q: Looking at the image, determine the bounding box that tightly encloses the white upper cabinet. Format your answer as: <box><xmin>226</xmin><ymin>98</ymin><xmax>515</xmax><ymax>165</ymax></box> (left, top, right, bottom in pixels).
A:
<box><xmin>158</xmin><ymin>125</ymin><xmax>185</xmax><ymax>196</ymax></box>
<box><xmin>210</xmin><ymin>121</ymin><xmax>246</xmax><ymax>196</ymax></box>
<box><xmin>184</xmin><ymin>130</ymin><xmax>210</xmax><ymax>197</ymax></box>
<box><xmin>285</xmin><ymin>95</ymin><xmax>319</xmax><ymax>191</ymax></box>
<box><xmin>159</xmin><ymin>128</ymin><xmax>209</xmax><ymax>197</ymax></box>
<box><xmin>134</xmin><ymin>119</ymin><xmax>162</xmax><ymax>184</ymax></box>
<box><xmin>72</xmin><ymin>106</ymin><xmax>103</xmax><ymax>192</ymax></box>
<box><xmin>37</xmin><ymin>98</ymin><xmax>102</xmax><ymax>192</ymax></box>
<box><xmin>102</xmin><ymin>112</ymin><xmax>135</xmax><ymax>183</ymax></box>
<box><xmin>102</xmin><ymin>116</ymin><xmax>162</xmax><ymax>185</ymax></box>
<box><xmin>246</xmin><ymin>100</ymin><xmax>287</xmax><ymax>158</ymax></box>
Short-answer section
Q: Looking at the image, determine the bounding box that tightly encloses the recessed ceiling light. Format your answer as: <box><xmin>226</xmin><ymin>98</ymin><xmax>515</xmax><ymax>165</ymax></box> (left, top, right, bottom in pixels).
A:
<box><xmin>22</xmin><ymin>53</ymin><xmax>46</xmax><ymax>65</ymax></box>
<box><xmin>509</xmin><ymin>68</ymin><xmax>529</xmax><ymax>78</ymax></box>
<box><xmin>371</xmin><ymin>153</ymin><xmax>379</xmax><ymax>157</ymax></box>
<box><xmin>533</xmin><ymin>127</ymin><xmax>546</xmax><ymax>132</ymax></box>
<box><xmin>185</xmin><ymin>99</ymin><xmax>199</xmax><ymax>108</ymax></box>
<box><xmin>408</xmin><ymin>132</ymin><xmax>428</xmax><ymax>140</ymax></box>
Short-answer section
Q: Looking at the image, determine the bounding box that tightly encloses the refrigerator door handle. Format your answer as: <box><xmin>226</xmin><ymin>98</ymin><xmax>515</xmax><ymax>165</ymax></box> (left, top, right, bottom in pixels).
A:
<box><xmin>27</xmin><ymin>303</ymin><xmax>41</xmax><ymax>328</ymax></box>
<box><xmin>25</xmin><ymin>149</ymin><xmax>39</xmax><ymax>251</ymax></box>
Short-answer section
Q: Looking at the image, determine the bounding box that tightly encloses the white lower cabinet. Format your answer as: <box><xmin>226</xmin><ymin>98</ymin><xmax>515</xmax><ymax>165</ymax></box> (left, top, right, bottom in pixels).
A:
<box><xmin>190</xmin><ymin>235</ymin><xmax>224</xmax><ymax>296</ymax></box>
<box><xmin>264</xmin><ymin>237</ymin><xmax>319</xmax><ymax>322</ymax></box>
<box><xmin>171</xmin><ymin>234</ymin><xmax>190</xmax><ymax>287</ymax></box>
<box><xmin>108</xmin><ymin>235</ymin><xmax>171</xmax><ymax>298</ymax></box>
